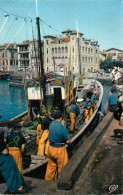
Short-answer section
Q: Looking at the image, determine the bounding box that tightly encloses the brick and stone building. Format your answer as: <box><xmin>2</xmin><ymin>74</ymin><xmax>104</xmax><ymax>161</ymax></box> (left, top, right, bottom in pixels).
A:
<box><xmin>0</xmin><ymin>43</ymin><xmax>18</xmax><ymax>72</ymax></box>
<box><xmin>102</xmin><ymin>48</ymin><xmax>123</xmax><ymax>61</ymax></box>
<box><xmin>43</xmin><ymin>29</ymin><xmax>100</xmax><ymax>76</ymax></box>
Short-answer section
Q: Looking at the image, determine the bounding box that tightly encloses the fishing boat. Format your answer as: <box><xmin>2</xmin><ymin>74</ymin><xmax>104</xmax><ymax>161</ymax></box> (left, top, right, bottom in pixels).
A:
<box><xmin>0</xmin><ymin>72</ymin><xmax>10</xmax><ymax>80</ymax></box>
<box><xmin>21</xmin><ymin>78</ymin><xmax>103</xmax><ymax>178</ymax></box>
<box><xmin>0</xmin><ymin>14</ymin><xmax>104</xmax><ymax>179</ymax></box>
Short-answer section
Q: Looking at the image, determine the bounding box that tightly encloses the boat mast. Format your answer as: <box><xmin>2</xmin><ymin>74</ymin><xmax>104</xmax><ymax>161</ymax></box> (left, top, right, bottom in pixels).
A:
<box><xmin>36</xmin><ymin>17</ymin><xmax>46</xmax><ymax>106</ymax></box>
<box><xmin>22</xmin><ymin>70</ymin><xmax>31</xmax><ymax>121</ymax></box>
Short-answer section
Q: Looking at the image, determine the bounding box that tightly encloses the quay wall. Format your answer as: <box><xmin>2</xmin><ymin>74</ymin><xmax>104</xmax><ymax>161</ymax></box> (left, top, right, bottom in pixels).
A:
<box><xmin>57</xmin><ymin>111</ymin><xmax>114</xmax><ymax>190</ymax></box>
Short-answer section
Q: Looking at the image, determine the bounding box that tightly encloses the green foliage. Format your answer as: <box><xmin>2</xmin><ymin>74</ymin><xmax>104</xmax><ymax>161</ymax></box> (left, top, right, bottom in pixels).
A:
<box><xmin>99</xmin><ymin>59</ymin><xmax>123</xmax><ymax>72</ymax></box>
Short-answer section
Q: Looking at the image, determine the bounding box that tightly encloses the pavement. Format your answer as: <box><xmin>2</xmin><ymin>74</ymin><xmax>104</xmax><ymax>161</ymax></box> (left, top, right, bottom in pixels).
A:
<box><xmin>73</xmin><ymin>116</ymin><xmax>123</xmax><ymax>195</ymax></box>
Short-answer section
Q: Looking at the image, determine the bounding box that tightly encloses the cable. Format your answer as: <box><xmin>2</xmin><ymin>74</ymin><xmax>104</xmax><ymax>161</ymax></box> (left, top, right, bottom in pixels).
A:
<box><xmin>0</xmin><ymin>7</ymin><xmax>35</xmax><ymax>20</ymax></box>
<box><xmin>0</xmin><ymin>16</ymin><xmax>8</xmax><ymax>34</ymax></box>
<box><xmin>0</xmin><ymin>17</ymin><xmax>29</xmax><ymax>58</ymax></box>
<box><xmin>39</xmin><ymin>18</ymin><xmax>61</xmax><ymax>34</ymax></box>
<box><xmin>0</xmin><ymin>17</ymin><xmax>15</xmax><ymax>44</ymax></box>
<box><xmin>0</xmin><ymin>7</ymin><xmax>61</xmax><ymax>34</ymax></box>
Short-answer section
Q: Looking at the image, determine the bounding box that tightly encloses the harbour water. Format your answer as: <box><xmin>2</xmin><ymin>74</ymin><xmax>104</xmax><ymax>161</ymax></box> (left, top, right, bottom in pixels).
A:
<box><xmin>0</xmin><ymin>79</ymin><xmax>112</xmax><ymax>122</ymax></box>
<box><xmin>0</xmin><ymin>80</ymin><xmax>26</xmax><ymax>121</ymax></box>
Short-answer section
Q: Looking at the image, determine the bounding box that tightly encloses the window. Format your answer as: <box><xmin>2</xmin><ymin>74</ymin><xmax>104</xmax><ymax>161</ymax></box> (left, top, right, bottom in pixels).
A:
<box><xmin>65</xmin><ymin>47</ymin><xmax>68</xmax><ymax>53</ymax></box>
<box><xmin>85</xmin><ymin>57</ymin><xmax>87</xmax><ymax>63</ymax></box>
<box><xmin>52</xmin><ymin>48</ymin><xmax>54</xmax><ymax>54</ymax></box>
<box><xmin>47</xmin><ymin>49</ymin><xmax>48</xmax><ymax>54</ymax></box>
<box><xmin>88</xmin><ymin>48</ymin><xmax>90</xmax><ymax>54</ymax></box>
<box><xmin>47</xmin><ymin>40</ymin><xmax>48</xmax><ymax>45</ymax></box>
<box><xmin>62</xmin><ymin>47</ymin><xmax>64</xmax><ymax>53</ymax></box>
<box><xmin>47</xmin><ymin>58</ymin><xmax>48</xmax><ymax>63</ymax></box>
<box><xmin>58</xmin><ymin>47</ymin><xmax>61</xmax><ymax>53</ymax></box>
<box><xmin>10</xmin><ymin>60</ymin><xmax>13</xmax><ymax>65</ymax></box>
<box><xmin>83</xmin><ymin>57</ymin><xmax>84</xmax><ymax>63</ymax></box>
<box><xmin>55</xmin><ymin>48</ymin><xmax>57</xmax><ymax>54</ymax></box>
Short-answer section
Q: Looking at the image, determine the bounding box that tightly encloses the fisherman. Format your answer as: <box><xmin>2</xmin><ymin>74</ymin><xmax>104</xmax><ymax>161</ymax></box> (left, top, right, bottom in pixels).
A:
<box><xmin>112</xmin><ymin>69</ymin><xmax>122</xmax><ymax>85</ymax></box>
<box><xmin>36</xmin><ymin>117</ymin><xmax>42</xmax><ymax>145</ymax></box>
<box><xmin>37</xmin><ymin>111</ymin><xmax>52</xmax><ymax>157</ymax></box>
<box><xmin>69</xmin><ymin>100</ymin><xmax>80</xmax><ymax>132</ymax></box>
<box><xmin>0</xmin><ymin>125</ymin><xmax>12</xmax><ymax>143</ymax></box>
<box><xmin>118</xmin><ymin>95</ymin><xmax>123</xmax><ymax>117</ymax></box>
<box><xmin>36</xmin><ymin>105</ymin><xmax>47</xmax><ymax>145</ymax></box>
<box><xmin>7</xmin><ymin>124</ymin><xmax>26</xmax><ymax>174</ymax></box>
<box><xmin>0</xmin><ymin>133</ymin><xmax>30</xmax><ymax>194</ymax></box>
<box><xmin>109</xmin><ymin>89</ymin><xmax>119</xmax><ymax>113</ymax></box>
<box><xmin>54</xmin><ymin>106</ymin><xmax>66</xmax><ymax>126</ymax></box>
<box><xmin>91</xmin><ymin>91</ymin><xmax>98</xmax><ymax>113</ymax></box>
<box><xmin>82</xmin><ymin>98</ymin><xmax>92</xmax><ymax>123</ymax></box>
<box><xmin>45</xmin><ymin>110</ymin><xmax>71</xmax><ymax>180</ymax></box>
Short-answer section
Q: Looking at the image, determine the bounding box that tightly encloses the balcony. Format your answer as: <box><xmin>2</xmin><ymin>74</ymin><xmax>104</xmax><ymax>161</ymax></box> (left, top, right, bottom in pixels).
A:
<box><xmin>19</xmin><ymin>58</ymin><xmax>30</xmax><ymax>61</ymax></box>
<box><xmin>18</xmin><ymin>50</ymin><xmax>29</xmax><ymax>54</ymax></box>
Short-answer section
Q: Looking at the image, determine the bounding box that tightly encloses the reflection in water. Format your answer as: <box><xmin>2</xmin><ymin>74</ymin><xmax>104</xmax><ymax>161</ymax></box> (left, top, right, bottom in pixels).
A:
<box><xmin>0</xmin><ymin>80</ymin><xmax>26</xmax><ymax>121</ymax></box>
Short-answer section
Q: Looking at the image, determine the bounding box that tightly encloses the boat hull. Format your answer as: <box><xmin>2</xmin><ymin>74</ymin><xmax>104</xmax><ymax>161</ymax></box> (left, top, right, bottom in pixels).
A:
<box><xmin>22</xmin><ymin>80</ymin><xmax>103</xmax><ymax>177</ymax></box>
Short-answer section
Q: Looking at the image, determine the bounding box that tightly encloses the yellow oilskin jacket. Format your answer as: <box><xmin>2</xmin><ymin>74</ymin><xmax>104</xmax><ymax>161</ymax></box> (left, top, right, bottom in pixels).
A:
<box><xmin>36</xmin><ymin>124</ymin><xmax>42</xmax><ymax>145</ymax></box>
<box><xmin>8</xmin><ymin>147</ymin><xmax>23</xmax><ymax>174</ymax></box>
<box><xmin>69</xmin><ymin>113</ymin><xmax>76</xmax><ymax>132</ymax></box>
<box><xmin>37</xmin><ymin>129</ymin><xmax>49</xmax><ymax>156</ymax></box>
<box><xmin>45</xmin><ymin>145</ymin><xmax>68</xmax><ymax>181</ymax></box>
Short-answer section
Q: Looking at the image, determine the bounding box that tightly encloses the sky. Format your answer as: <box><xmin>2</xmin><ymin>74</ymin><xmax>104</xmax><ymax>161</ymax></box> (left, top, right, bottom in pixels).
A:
<box><xmin>0</xmin><ymin>0</ymin><xmax>122</xmax><ymax>51</ymax></box>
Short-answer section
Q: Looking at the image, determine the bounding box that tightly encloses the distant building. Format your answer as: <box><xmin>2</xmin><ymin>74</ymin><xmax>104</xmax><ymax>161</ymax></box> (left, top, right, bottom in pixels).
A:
<box><xmin>0</xmin><ymin>43</ymin><xmax>18</xmax><ymax>72</ymax></box>
<box><xmin>102</xmin><ymin>48</ymin><xmax>123</xmax><ymax>61</ymax></box>
<box><xmin>43</xmin><ymin>29</ymin><xmax>100</xmax><ymax>76</ymax></box>
<box><xmin>17</xmin><ymin>40</ymin><xmax>42</xmax><ymax>75</ymax></box>
<box><xmin>0</xmin><ymin>30</ymin><xmax>100</xmax><ymax>75</ymax></box>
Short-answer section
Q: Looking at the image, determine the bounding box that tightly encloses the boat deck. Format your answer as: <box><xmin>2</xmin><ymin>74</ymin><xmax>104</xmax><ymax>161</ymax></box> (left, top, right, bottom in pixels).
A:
<box><xmin>1</xmin><ymin>113</ymin><xmax>122</xmax><ymax>194</ymax></box>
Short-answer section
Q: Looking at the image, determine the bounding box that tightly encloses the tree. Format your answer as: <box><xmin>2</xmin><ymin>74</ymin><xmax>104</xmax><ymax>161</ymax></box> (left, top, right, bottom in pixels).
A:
<box><xmin>100</xmin><ymin>59</ymin><xmax>123</xmax><ymax>72</ymax></box>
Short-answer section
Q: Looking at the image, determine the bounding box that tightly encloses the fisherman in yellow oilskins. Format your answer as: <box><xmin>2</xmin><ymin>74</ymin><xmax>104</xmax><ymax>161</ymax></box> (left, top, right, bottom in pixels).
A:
<box><xmin>91</xmin><ymin>91</ymin><xmax>98</xmax><ymax>114</ymax></box>
<box><xmin>82</xmin><ymin>98</ymin><xmax>92</xmax><ymax>123</ymax></box>
<box><xmin>7</xmin><ymin>125</ymin><xmax>26</xmax><ymax>174</ymax></box>
<box><xmin>69</xmin><ymin>100</ymin><xmax>80</xmax><ymax>132</ymax></box>
<box><xmin>45</xmin><ymin>110</ymin><xmax>71</xmax><ymax>180</ymax></box>
<box><xmin>54</xmin><ymin>106</ymin><xmax>66</xmax><ymax>126</ymax></box>
<box><xmin>36</xmin><ymin>105</ymin><xmax>47</xmax><ymax>146</ymax></box>
<box><xmin>36</xmin><ymin>117</ymin><xmax>42</xmax><ymax>146</ymax></box>
<box><xmin>37</xmin><ymin>110</ymin><xmax>52</xmax><ymax>157</ymax></box>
